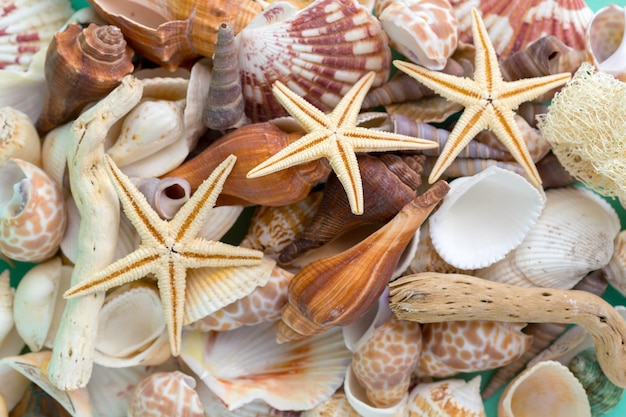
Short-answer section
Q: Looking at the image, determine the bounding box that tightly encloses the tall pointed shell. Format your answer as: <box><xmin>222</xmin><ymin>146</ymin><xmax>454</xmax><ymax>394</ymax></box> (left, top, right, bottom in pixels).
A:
<box><xmin>407</xmin><ymin>376</ymin><xmax>486</xmax><ymax>417</ymax></box>
<box><xmin>374</xmin><ymin>0</ymin><xmax>459</xmax><ymax>70</ymax></box>
<box><xmin>428</xmin><ymin>166</ymin><xmax>545</xmax><ymax>270</ymax></box>
<box><xmin>585</xmin><ymin>5</ymin><xmax>626</xmax><ymax>82</ymax></box>
<box><xmin>0</xmin><ymin>107</ymin><xmax>41</xmax><ymax>167</ymax></box>
<box><xmin>0</xmin><ymin>158</ymin><xmax>66</xmax><ymax>262</ymax></box>
<box><xmin>180</xmin><ymin>323</ymin><xmax>351</xmax><ymax>411</ymax></box>
<box><xmin>237</xmin><ymin>0</ymin><xmax>392</xmax><ymax>122</ymax></box>
<box><xmin>127</xmin><ymin>371</ymin><xmax>204</xmax><ymax>417</ymax></box>
<box><xmin>498</xmin><ymin>360</ymin><xmax>591</xmax><ymax>417</ymax></box>
<box><xmin>36</xmin><ymin>23</ymin><xmax>134</xmax><ymax>134</ymax></box>
<box><xmin>277</xmin><ymin>181</ymin><xmax>449</xmax><ymax>343</ymax></box>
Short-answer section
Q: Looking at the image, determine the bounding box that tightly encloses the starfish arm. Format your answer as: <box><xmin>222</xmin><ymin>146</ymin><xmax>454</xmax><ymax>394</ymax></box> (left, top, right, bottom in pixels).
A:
<box><xmin>428</xmin><ymin>105</ymin><xmax>490</xmax><ymax>184</ymax></box>
<box><xmin>273</xmin><ymin>81</ymin><xmax>329</xmax><ymax>132</ymax></box>
<box><xmin>63</xmin><ymin>247</ymin><xmax>162</xmax><ymax>298</ymax></box>
<box><xmin>154</xmin><ymin>260</ymin><xmax>187</xmax><ymax>356</ymax></box>
<box><xmin>330</xmin><ymin>71</ymin><xmax>376</xmax><ymax>128</ymax></box>
<box><xmin>470</xmin><ymin>7</ymin><xmax>504</xmax><ymax>90</ymax></box>
<box><xmin>497</xmin><ymin>73</ymin><xmax>571</xmax><ymax>108</ymax></box>
<box><xmin>393</xmin><ymin>60</ymin><xmax>482</xmax><ymax>107</ymax></box>
<box><xmin>178</xmin><ymin>239</ymin><xmax>264</xmax><ymax>269</ymax></box>
<box><xmin>488</xmin><ymin>105</ymin><xmax>542</xmax><ymax>187</ymax></box>
<box><xmin>346</xmin><ymin>127</ymin><xmax>439</xmax><ymax>152</ymax></box>
<box><xmin>246</xmin><ymin>130</ymin><xmax>329</xmax><ymax>178</ymax></box>
<box><xmin>170</xmin><ymin>154</ymin><xmax>236</xmax><ymax>242</ymax></box>
<box><xmin>326</xmin><ymin>140</ymin><xmax>364</xmax><ymax>215</ymax></box>
<box><xmin>103</xmin><ymin>154</ymin><xmax>167</xmax><ymax>246</ymax></box>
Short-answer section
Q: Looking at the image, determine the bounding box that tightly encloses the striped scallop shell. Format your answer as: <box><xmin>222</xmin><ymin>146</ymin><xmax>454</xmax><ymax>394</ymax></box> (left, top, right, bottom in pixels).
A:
<box><xmin>236</xmin><ymin>0</ymin><xmax>392</xmax><ymax>122</ymax></box>
<box><xmin>449</xmin><ymin>0</ymin><xmax>593</xmax><ymax>59</ymax></box>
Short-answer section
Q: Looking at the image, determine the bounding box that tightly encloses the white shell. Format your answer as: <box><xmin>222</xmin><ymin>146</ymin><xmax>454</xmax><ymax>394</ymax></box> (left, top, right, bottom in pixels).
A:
<box><xmin>498</xmin><ymin>360</ymin><xmax>591</xmax><ymax>417</ymax></box>
<box><xmin>344</xmin><ymin>365</ymin><xmax>408</xmax><ymax>417</ymax></box>
<box><xmin>585</xmin><ymin>5</ymin><xmax>626</xmax><ymax>82</ymax></box>
<box><xmin>604</xmin><ymin>230</ymin><xmax>626</xmax><ymax>298</ymax></box>
<box><xmin>428</xmin><ymin>166</ymin><xmax>545</xmax><ymax>270</ymax></box>
<box><xmin>477</xmin><ymin>187</ymin><xmax>620</xmax><ymax>289</ymax></box>
<box><xmin>0</xmin><ymin>360</ymin><xmax>29</xmax><ymax>413</ymax></box>
<box><xmin>343</xmin><ymin>288</ymin><xmax>393</xmax><ymax>352</ymax></box>
<box><xmin>0</xmin><ymin>106</ymin><xmax>41</xmax><ymax>167</ymax></box>
<box><xmin>407</xmin><ymin>376</ymin><xmax>486</xmax><ymax>417</ymax></box>
<box><xmin>131</xmin><ymin>176</ymin><xmax>191</xmax><ymax>220</ymax></box>
<box><xmin>0</xmin><ymin>271</ymin><xmax>13</xmax><ymax>349</ymax></box>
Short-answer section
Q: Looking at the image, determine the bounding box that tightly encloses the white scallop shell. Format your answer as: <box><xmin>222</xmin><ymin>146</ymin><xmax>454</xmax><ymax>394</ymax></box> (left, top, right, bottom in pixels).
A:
<box><xmin>428</xmin><ymin>165</ymin><xmax>545</xmax><ymax>270</ymax></box>
<box><xmin>407</xmin><ymin>376</ymin><xmax>486</xmax><ymax>417</ymax></box>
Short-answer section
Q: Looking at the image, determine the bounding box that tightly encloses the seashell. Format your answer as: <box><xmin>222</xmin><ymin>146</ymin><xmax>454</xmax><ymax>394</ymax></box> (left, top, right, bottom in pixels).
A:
<box><xmin>498</xmin><ymin>360</ymin><xmax>591</xmax><ymax>417</ymax></box>
<box><xmin>352</xmin><ymin>316</ymin><xmax>422</xmax><ymax>408</ymax></box>
<box><xmin>9</xmin><ymin>382</ymin><xmax>73</xmax><ymax>417</ymax></box>
<box><xmin>416</xmin><ymin>320</ymin><xmax>532</xmax><ymax>377</ymax></box>
<box><xmin>131</xmin><ymin>177</ymin><xmax>191</xmax><ymax>220</ymax></box>
<box><xmin>0</xmin><ymin>106</ymin><xmax>41</xmax><ymax>167</ymax></box>
<box><xmin>422</xmin><ymin>156</ymin><xmax>527</xmax><ymax>179</ymax></box>
<box><xmin>196</xmin><ymin>205</ymin><xmax>244</xmax><ymax>242</ymax></box>
<box><xmin>0</xmin><ymin>158</ymin><xmax>66</xmax><ymax>262</ymax></box>
<box><xmin>374</xmin><ymin>0</ymin><xmax>459</xmax><ymax>70</ymax></box>
<box><xmin>344</xmin><ymin>365</ymin><xmax>409</xmax><ymax>417</ymax></box>
<box><xmin>237</xmin><ymin>0</ymin><xmax>392</xmax><ymax>122</ymax></box>
<box><xmin>535</xmin><ymin>152</ymin><xmax>578</xmax><ymax>189</ymax></box>
<box><xmin>343</xmin><ymin>287</ymin><xmax>393</xmax><ymax>353</ymax></box>
<box><xmin>604</xmin><ymin>230</ymin><xmax>626</xmax><ymax>298</ymax></box>
<box><xmin>477</xmin><ymin>187</ymin><xmax>620</xmax><ymax>289</ymax></box>
<box><xmin>163</xmin><ymin>122</ymin><xmax>331</xmax><ymax>207</ymax></box>
<box><xmin>428</xmin><ymin>165</ymin><xmax>545</xmax><ymax>270</ymax></box>
<box><xmin>36</xmin><ymin>23</ymin><xmax>134</xmax><ymax>134</ymax></box>
<box><xmin>127</xmin><ymin>371</ymin><xmax>204</xmax><ymax>417</ymax></box>
<box><xmin>568</xmin><ymin>348</ymin><xmax>625</xmax><ymax>417</ymax></box>
<box><xmin>180</xmin><ymin>322</ymin><xmax>352</xmax><ymax>411</ymax></box>
<box><xmin>449</xmin><ymin>0</ymin><xmax>593</xmax><ymax>59</ymax></box>
<box><xmin>302</xmin><ymin>391</ymin><xmax>360</xmax><ymax>417</ymax></box>
<box><xmin>203</xmin><ymin>22</ymin><xmax>247</xmax><ymax>131</ymax></box>
<box><xmin>87</xmin><ymin>0</ymin><xmax>263</xmax><ymax>70</ymax></box>
<box><xmin>94</xmin><ymin>282</ymin><xmax>171</xmax><ymax>368</ymax></box>
<box><xmin>0</xmin><ymin>340</ymin><xmax>29</xmax><ymax>412</ymax></box>
<box><xmin>585</xmin><ymin>5</ymin><xmax>626</xmax><ymax>82</ymax></box>
<box><xmin>407</xmin><ymin>376</ymin><xmax>486</xmax><ymax>417</ymax></box>
<box><xmin>240</xmin><ymin>191</ymin><xmax>323</xmax><ymax>260</ymax></box>
<box><xmin>277</xmin><ymin>181</ymin><xmax>449</xmax><ymax>343</ymax></box>
<box><xmin>0</xmin><ymin>0</ymin><xmax>74</xmax><ymax>72</ymax></box>
<box><xmin>188</xmin><ymin>263</ymin><xmax>294</xmax><ymax>332</ymax></box>
<box><xmin>0</xmin><ymin>270</ymin><xmax>12</xmax><ymax>349</ymax></box>
<box><xmin>278</xmin><ymin>153</ymin><xmax>425</xmax><ymax>265</ymax></box>
<box><xmin>385</xmin><ymin>95</ymin><xmax>464</xmax><ymax>124</ymax></box>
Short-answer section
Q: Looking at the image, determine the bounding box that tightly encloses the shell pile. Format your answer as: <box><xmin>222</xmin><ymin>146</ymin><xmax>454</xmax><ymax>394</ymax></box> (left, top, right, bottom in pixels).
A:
<box><xmin>1</xmin><ymin>0</ymin><xmax>626</xmax><ymax>416</ymax></box>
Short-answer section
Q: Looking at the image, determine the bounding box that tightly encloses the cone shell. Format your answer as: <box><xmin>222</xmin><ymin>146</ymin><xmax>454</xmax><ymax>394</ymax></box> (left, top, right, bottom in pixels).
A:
<box><xmin>417</xmin><ymin>321</ymin><xmax>533</xmax><ymax>377</ymax></box>
<box><xmin>0</xmin><ymin>106</ymin><xmax>41</xmax><ymax>167</ymax></box>
<box><xmin>428</xmin><ymin>166</ymin><xmax>545</xmax><ymax>270</ymax></box>
<box><xmin>477</xmin><ymin>187</ymin><xmax>620</xmax><ymax>289</ymax></box>
<box><xmin>585</xmin><ymin>5</ymin><xmax>626</xmax><ymax>82</ymax></box>
<box><xmin>0</xmin><ymin>158</ymin><xmax>66</xmax><ymax>262</ymax></box>
<box><xmin>407</xmin><ymin>376</ymin><xmax>486</xmax><ymax>417</ymax></box>
<box><xmin>180</xmin><ymin>322</ymin><xmax>351</xmax><ymax>411</ymax></box>
<box><xmin>374</xmin><ymin>0</ymin><xmax>459</xmax><ymax>70</ymax></box>
<box><xmin>498</xmin><ymin>360</ymin><xmax>591</xmax><ymax>417</ymax></box>
<box><xmin>237</xmin><ymin>0</ymin><xmax>392</xmax><ymax>122</ymax></box>
<box><xmin>449</xmin><ymin>0</ymin><xmax>593</xmax><ymax>59</ymax></box>
<box><xmin>127</xmin><ymin>371</ymin><xmax>204</xmax><ymax>417</ymax></box>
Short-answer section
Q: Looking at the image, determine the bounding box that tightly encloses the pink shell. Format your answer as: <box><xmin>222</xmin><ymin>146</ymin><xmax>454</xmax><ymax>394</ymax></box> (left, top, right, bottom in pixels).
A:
<box><xmin>127</xmin><ymin>371</ymin><xmax>204</xmax><ymax>417</ymax></box>
<box><xmin>449</xmin><ymin>0</ymin><xmax>593</xmax><ymax>58</ymax></box>
<box><xmin>237</xmin><ymin>0</ymin><xmax>392</xmax><ymax>122</ymax></box>
<box><xmin>585</xmin><ymin>5</ymin><xmax>626</xmax><ymax>82</ymax></box>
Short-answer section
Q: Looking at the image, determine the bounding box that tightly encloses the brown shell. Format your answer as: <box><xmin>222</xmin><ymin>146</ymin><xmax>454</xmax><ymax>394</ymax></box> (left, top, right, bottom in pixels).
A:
<box><xmin>36</xmin><ymin>23</ymin><xmax>134</xmax><ymax>134</ymax></box>
<box><xmin>162</xmin><ymin>122</ymin><xmax>331</xmax><ymax>207</ymax></box>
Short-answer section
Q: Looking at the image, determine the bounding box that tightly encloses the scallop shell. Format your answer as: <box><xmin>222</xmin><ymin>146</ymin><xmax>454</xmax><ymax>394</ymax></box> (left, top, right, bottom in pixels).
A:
<box><xmin>477</xmin><ymin>186</ymin><xmax>620</xmax><ymax>289</ymax></box>
<box><xmin>498</xmin><ymin>360</ymin><xmax>591</xmax><ymax>417</ymax></box>
<box><xmin>0</xmin><ymin>0</ymin><xmax>74</xmax><ymax>71</ymax></box>
<box><xmin>0</xmin><ymin>158</ymin><xmax>66</xmax><ymax>262</ymax></box>
<box><xmin>180</xmin><ymin>322</ymin><xmax>351</xmax><ymax>411</ymax></box>
<box><xmin>428</xmin><ymin>165</ymin><xmax>545</xmax><ymax>270</ymax></box>
<box><xmin>127</xmin><ymin>371</ymin><xmax>204</xmax><ymax>417</ymax></box>
<box><xmin>0</xmin><ymin>106</ymin><xmax>41</xmax><ymax>167</ymax></box>
<box><xmin>236</xmin><ymin>0</ymin><xmax>392</xmax><ymax>122</ymax></box>
<box><xmin>585</xmin><ymin>5</ymin><xmax>626</xmax><ymax>82</ymax></box>
<box><xmin>407</xmin><ymin>376</ymin><xmax>486</xmax><ymax>417</ymax></box>
<box><xmin>449</xmin><ymin>0</ymin><xmax>593</xmax><ymax>59</ymax></box>
<box><xmin>374</xmin><ymin>0</ymin><xmax>459</xmax><ymax>70</ymax></box>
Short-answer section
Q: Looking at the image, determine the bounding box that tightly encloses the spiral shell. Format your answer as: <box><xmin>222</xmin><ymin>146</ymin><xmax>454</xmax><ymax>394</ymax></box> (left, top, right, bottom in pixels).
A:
<box><xmin>585</xmin><ymin>5</ymin><xmax>626</xmax><ymax>82</ymax></box>
<box><xmin>0</xmin><ymin>106</ymin><xmax>41</xmax><ymax>167</ymax></box>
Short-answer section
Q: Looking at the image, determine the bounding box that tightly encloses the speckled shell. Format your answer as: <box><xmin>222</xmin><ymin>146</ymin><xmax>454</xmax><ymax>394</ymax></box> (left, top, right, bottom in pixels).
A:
<box><xmin>407</xmin><ymin>376</ymin><xmax>486</xmax><ymax>417</ymax></box>
<box><xmin>237</xmin><ymin>0</ymin><xmax>392</xmax><ymax>122</ymax></box>
<box><xmin>585</xmin><ymin>5</ymin><xmax>626</xmax><ymax>82</ymax></box>
<box><xmin>0</xmin><ymin>158</ymin><xmax>66</xmax><ymax>262</ymax></box>
<box><xmin>87</xmin><ymin>0</ymin><xmax>263</xmax><ymax>70</ymax></box>
<box><xmin>374</xmin><ymin>0</ymin><xmax>459</xmax><ymax>70</ymax></box>
<box><xmin>127</xmin><ymin>371</ymin><xmax>204</xmax><ymax>417</ymax></box>
<box><xmin>449</xmin><ymin>0</ymin><xmax>593</xmax><ymax>59</ymax></box>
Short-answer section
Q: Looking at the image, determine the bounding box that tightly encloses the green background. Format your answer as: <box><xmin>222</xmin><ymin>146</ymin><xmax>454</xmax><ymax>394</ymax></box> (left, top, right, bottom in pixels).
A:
<box><xmin>2</xmin><ymin>0</ymin><xmax>626</xmax><ymax>415</ymax></box>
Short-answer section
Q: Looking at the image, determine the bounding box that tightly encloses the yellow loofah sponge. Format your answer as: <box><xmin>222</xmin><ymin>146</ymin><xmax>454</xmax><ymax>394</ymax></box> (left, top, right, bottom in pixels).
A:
<box><xmin>538</xmin><ymin>62</ymin><xmax>626</xmax><ymax>203</ymax></box>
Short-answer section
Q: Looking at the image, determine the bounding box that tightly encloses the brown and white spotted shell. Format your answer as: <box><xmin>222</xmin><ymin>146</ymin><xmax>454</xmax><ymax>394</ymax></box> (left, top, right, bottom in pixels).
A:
<box><xmin>127</xmin><ymin>371</ymin><xmax>204</xmax><ymax>417</ymax></box>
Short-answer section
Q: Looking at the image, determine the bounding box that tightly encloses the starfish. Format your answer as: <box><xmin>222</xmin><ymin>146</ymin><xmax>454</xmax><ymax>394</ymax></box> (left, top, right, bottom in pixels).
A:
<box><xmin>64</xmin><ymin>154</ymin><xmax>264</xmax><ymax>356</ymax></box>
<box><xmin>394</xmin><ymin>8</ymin><xmax>571</xmax><ymax>187</ymax></box>
<box><xmin>246</xmin><ymin>71</ymin><xmax>439</xmax><ymax>215</ymax></box>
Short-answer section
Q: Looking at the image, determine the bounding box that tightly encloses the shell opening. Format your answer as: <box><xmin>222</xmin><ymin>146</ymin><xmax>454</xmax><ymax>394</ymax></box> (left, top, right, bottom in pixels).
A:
<box><xmin>0</xmin><ymin>161</ymin><xmax>28</xmax><ymax>218</ymax></box>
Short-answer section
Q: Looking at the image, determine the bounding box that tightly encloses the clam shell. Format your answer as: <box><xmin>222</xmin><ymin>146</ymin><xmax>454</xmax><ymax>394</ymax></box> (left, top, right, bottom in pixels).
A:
<box><xmin>0</xmin><ymin>106</ymin><xmax>41</xmax><ymax>167</ymax></box>
<box><xmin>498</xmin><ymin>360</ymin><xmax>591</xmax><ymax>417</ymax></box>
<box><xmin>127</xmin><ymin>371</ymin><xmax>204</xmax><ymax>417</ymax></box>
<box><xmin>477</xmin><ymin>186</ymin><xmax>620</xmax><ymax>289</ymax></box>
<box><xmin>180</xmin><ymin>322</ymin><xmax>351</xmax><ymax>411</ymax></box>
<box><xmin>407</xmin><ymin>376</ymin><xmax>486</xmax><ymax>417</ymax></box>
<box><xmin>236</xmin><ymin>0</ymin><xmax>392</xmax><ymax>122</ymax></box>
<box><xmin>585</xmin><ymin>5</ymin><xmax>626</xmax><ymax>82</ymax></box>
<box><xmin>428</xmin><ymin>165</ymin><xmax>545</xmax><ymax>270</ymax></box>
